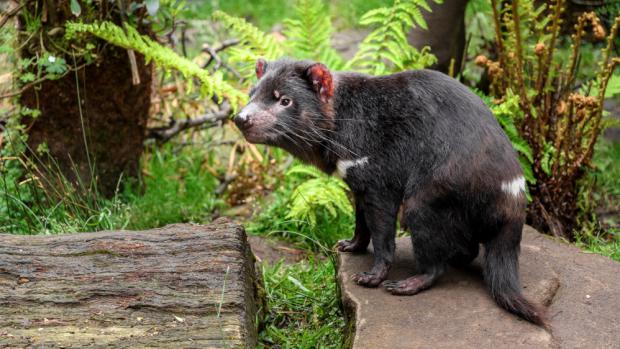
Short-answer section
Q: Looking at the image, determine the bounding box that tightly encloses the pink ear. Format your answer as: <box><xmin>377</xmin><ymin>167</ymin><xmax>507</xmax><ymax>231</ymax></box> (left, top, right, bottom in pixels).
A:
<box><xmin>256</xmin><ymin>58</ymin><xmax>267</xmax><ymax>79</ymax></box>
<box><xmin>307</xmin><ymin>63</ymin><xmax>333</xmax><ymax>103</ymax></box>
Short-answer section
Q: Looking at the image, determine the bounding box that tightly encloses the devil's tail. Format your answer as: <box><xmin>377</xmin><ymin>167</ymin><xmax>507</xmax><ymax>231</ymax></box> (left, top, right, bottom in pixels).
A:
<box><xmin>483</xmin><ymin>221</ymin><xmax>548</xmax><ymax>327</ymax></box>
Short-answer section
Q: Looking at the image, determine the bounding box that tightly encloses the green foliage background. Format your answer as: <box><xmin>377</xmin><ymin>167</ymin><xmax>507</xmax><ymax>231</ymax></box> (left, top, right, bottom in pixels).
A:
<box><xmin>1</xmin><ymin>0</ymin><xmax>619</xmax><ymax>348</ymax></box>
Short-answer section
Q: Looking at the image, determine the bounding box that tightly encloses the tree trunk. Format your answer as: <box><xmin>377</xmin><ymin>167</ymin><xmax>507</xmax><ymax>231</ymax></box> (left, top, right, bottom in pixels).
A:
<box><xmin>20</xmin><ymin>48</ymin><xmax>152</xmax><ymax>197</ymax></box>
<box><xmin>17</xmin><ymin>2</ymin><xmax>152</xmax><ymax>197</ymax></box>
<box><xmin>407</xmin><ymin>0</ymin><xmax>469</xmax><ymax>76</ymax></box>
<box><xmin>0</xmin><ymin>218</ymin><xmax>264</xmax><ymax>348</ymax></box>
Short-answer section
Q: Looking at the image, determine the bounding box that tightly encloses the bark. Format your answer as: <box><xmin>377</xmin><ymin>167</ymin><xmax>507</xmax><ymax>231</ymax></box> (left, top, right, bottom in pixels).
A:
<box><xmin>0</xmin><ymin>219</ymin><xmax>264</xmax><ymax>348</ymax></box>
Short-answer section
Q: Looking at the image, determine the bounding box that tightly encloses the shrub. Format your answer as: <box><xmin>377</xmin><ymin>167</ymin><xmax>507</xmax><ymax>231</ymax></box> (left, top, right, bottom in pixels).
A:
<box><xmin>478</xmin><ymin>0</ymin><xmax>620</xmax><ymax>238</ymax></box>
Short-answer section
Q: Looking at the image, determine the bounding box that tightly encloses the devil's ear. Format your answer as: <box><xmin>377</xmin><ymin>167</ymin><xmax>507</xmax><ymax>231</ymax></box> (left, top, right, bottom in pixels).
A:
<box><xmin>306</xmin><ymin>63</ymin><xmax>333</xmax><ymax>103</ymax></box>
<box><xmin>256</xmin><ymin>58</ymin><xmax>267</xmax><ymax>79</ymax></box>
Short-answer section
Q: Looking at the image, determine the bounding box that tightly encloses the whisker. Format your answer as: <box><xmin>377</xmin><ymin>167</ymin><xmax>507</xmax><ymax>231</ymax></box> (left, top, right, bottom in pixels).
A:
<box><xmin>297</xmin><ymin>125</ymin><xmax>359</xmax><ymax>158</ymax></box>
<box><xmin>272</xmin><ymin>127</ymin><xmax>314</xmax><ymax>159</ymax></box>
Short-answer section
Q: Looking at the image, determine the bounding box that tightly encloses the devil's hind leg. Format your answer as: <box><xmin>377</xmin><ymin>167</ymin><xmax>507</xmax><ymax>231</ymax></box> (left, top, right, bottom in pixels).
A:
<box><xmin>383</xmin><ymin>198</ymin><xmax>459</xmax><ymax>295</ymax></box>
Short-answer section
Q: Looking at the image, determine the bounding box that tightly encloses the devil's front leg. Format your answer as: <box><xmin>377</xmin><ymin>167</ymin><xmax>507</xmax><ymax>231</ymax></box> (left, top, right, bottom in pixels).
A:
<box><xmin>351</xmin><ymin>191</ymin><xmax>399</xmax><ymax>287</ymax></box>
<box><xmin>337</xmin><ymin>193</ymin><xmax>371</xmax><ymax>253</ymax></box>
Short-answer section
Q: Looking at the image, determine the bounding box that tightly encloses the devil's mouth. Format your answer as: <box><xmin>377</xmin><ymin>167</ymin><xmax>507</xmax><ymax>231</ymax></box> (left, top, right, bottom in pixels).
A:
<box><xmin>240</xmin><ymin>127</ymin><xmax>277</xmax><ymax>144</ymax></box>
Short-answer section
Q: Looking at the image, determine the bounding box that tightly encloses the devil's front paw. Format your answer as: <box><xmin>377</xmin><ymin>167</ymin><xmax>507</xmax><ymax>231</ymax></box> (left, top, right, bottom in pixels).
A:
<box><xmin>337</xmin><ymin>239</ymin><xmax>368</xmax><ymax>253</ymax></box>
<box><xmin>351</xmin><ymin>271</ymin><xmax>387</xmax><ymax>287</ymax></box>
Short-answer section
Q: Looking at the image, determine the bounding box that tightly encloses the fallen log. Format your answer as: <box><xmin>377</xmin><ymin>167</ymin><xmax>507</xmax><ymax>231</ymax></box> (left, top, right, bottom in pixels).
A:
<box><xmin>0</xmin><ymin>218</ymin><xmax>264</xmax><ymax>348</ymax></box>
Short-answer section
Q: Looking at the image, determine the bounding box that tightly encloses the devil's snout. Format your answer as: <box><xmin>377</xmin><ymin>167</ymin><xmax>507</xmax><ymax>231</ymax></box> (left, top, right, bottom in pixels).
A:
<box><xmin>234</xmin><ymin>103</ymin><xmax>258</xmax><ymax>130</ymax></box>
<box><xmin>233</xmin><ymin>112</ymin><xmax>250</xmax><ymax>129</ymax></box>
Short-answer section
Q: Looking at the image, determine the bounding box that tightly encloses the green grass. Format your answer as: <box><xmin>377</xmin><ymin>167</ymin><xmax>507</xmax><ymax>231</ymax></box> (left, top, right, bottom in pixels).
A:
<box><xmin>576</xmin><ymin>139</ymin><xmax>620</xmax><ymax>262</ymax></box>
<box><xmin>259</xmin><ymin>257</ymin><xmax>345</xmax><ymax>348</ymax></box>
<box><xmin>576</xmin><ymin>227</ymin><xmax>620</xmax><ymax>261</ymax></box>
<box><xmin>0</xmin><ymin>126</ymin><xmax>130</xmax><ymax>234</ymax></box>
<box><xmin>183</xmin><ymin>0</ymin><xmax>294</xmax><ymax>30</ymax></box>
<box><xmin>123</xmin><ymin>145</ymin><xmax>223</xmax><ymax>230</ymax></box>
<box><xmin>183</xmin><ymin>0</ymin><xmax>392</xmax><ymax>30</ymax></box>
<box><xmin>589</xmin><ymin>139</ymin><xmax>620</xmax><ymax>209</ymax></box>
<box><xmin>0</xmin><ymin>139</ymin><xmax>222</xmax><ymax>234</ymax></box>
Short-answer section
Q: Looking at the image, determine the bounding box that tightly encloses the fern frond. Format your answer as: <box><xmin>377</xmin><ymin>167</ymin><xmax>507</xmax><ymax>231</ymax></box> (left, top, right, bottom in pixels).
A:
<box><xmin>213</xmin><ymin>10</ymin><xmax>285</xmax><ymax>81</ymax></box>
<box><xmin>283</xmin><ymin>0</ymin><xmax>345</xmax><ymax>69</ymax></box>
<box><xmin>65</xmin><ymin>21</ymin><xmax>246</xmax><ymax>109</ymax></box>
<box><xmin>286</xmin><ymin>164</ymin><xmax>353</xmax><ymax>227</ymax></box>
<box><xmin>348</xmin><ymin>0</ymin><xmax>441</xmax><ymax>74</ymax></box>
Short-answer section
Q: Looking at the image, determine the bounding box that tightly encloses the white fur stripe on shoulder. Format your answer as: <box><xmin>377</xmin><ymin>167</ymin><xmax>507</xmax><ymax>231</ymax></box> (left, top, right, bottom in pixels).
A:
<box><xmin>336</xmin><ymin>157</ymin><xmax>369</xmax><ymax>178</ymax></box>
<box><xmin>501</xmin><ymin>176</ymin><xmax>526</xmax><ymax>197</ymax></box>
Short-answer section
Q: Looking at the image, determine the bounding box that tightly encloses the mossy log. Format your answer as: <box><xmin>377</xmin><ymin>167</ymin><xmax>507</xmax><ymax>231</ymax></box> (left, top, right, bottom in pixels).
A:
<box><xmin>0</xmin><ymin>219</ymin><xmax>263</xmax><ymax>348</ymax></box>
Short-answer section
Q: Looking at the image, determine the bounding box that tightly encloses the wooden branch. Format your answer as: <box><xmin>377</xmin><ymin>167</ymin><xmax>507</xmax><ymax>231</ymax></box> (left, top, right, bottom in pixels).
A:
<box><xmin>147</xmin><ymin>102</ymin><xmax>232</xmax><ymax>142</ymax></box>
<box><xmin>0</xmin><ymin>77</ymin><xmax>48</xmax><ymax>100</ymax></box>
<box><xmin>0</xmin><ymin>63</ymin><xmax>89</xmax><ymax>100</ymax></box>
<box><xmin>0</xmin><ymin>2</ymin><xmax>22</xmax><ymax>30</ymax></box>
<box><xmin>114</xmin><ymin>0</ymin><xmax>141</xmax><ymax>85</ymax></box>
<box><xmin>215</xmin><ymin>173</ymin><xmax>238</xmax><ymax>195</ymax></box>
<box><xmin>203</xmin><ymin>39</ymin><xmax>240</xmax><ymax>68</ymax></box>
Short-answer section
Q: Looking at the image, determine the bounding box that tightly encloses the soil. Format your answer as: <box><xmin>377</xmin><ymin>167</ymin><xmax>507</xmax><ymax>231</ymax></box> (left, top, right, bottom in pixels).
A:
<box><xmin>247</xmin><ymin>235</ymin><xmax>309</xmax><ymax>265</ymax></box>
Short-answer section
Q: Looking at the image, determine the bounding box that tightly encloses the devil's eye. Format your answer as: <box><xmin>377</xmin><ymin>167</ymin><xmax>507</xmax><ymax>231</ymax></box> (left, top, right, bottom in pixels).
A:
<box><xmin>280</xmin><ymin>98</ymin><xmax>291</xmax><ymax>107</ymax></box>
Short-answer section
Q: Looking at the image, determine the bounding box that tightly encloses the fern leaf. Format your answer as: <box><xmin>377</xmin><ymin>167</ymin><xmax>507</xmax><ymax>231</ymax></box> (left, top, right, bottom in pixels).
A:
<box><xmin>348</xmin><ymin>0</ymin><xmax>440</xmax><ymax>74</ymax></box>
<box><xmin>285</xmin><ymin>164</ymin><xmax>353</xmax><ymax>227</ymax></box>
<box><xmin>213</xmin><ymin>11</ymin><xmax>285</xmax><ymax>81</ymax></box>
<box><xmin>283</xmin><ymin>0</ymin><xmax>345</xmax><ymax>69</ymax></box>
<box><xmin>65</xmin><ymin>21</ymin><xmax>246</xmax><ymax>109</ymax></box>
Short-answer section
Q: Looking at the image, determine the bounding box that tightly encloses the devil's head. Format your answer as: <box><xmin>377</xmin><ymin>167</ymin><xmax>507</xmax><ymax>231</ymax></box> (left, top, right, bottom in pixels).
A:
<box><xmin>233</xmin><ymin>59</ymin><xmax>335</xmax><ymax>149</ymax></box>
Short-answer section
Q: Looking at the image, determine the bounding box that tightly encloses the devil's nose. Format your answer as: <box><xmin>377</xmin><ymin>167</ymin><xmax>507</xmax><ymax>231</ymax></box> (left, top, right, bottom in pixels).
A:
<box><xmin>233</xmin><ymin>112</ymin><xmax>251</xmax><ymax>129</ymax></box>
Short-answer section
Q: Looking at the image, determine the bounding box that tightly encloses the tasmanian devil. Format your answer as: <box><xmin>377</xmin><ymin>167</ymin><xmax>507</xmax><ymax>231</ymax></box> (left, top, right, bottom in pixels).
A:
<box><xmin>233</xmin><ymin>58</ymin><xmax>546</xmax><ymax>326</ymax></box>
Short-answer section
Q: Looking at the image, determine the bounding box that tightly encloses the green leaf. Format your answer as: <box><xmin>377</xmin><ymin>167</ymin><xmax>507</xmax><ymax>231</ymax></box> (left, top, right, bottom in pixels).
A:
<box><xmin>146</xmin><ymin>0</ymin><xmax>160</xmax><ymax>17</ymax></box>
<box><xmin>19</xmin><ymin>72</ymin><xmax>36</xmax><ymax>83</ymax></box>
<box><xmin>70</xmin><ymin>0</ymin><xmax>82</xmax><ymax>17</ymax></box>
<box><xmin>42</xmin><ymin>55</ymin><xmax>68</xmax><ymax>75</ymax></box>
<box><xmin>287</xmin><ymin>275</ymin><xmax>312</xmax><ymax>294</ymax></box>
<box><xmin>540</xmin><ymin>143</ymin><xmax>554</xmax><ymax>176</ymax></box>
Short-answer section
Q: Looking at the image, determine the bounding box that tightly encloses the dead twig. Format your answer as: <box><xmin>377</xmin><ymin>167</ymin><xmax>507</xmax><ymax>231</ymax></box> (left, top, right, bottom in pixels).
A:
<box><xmin>0</xmin><ymin>62</ymin><xmax>89</xmax><ymax>100</ymax></box>
<box><xmin>0</xmin><ymin>2</ymin><xmax>23</xmax><ymax>30</ymax></box>
<box><xmin>203</xmin><ymin>39</ymin><xmax>240</xmax><ymax>68</ymax></box>
<box><xmin>0</xmin><ymin>77</ymin><xmax>47</xmax><ymax>99</ymax></box>
<box><xmin>201</xmin><ymin>39</ymin><xmax>243</xmax><ymax>81</ymax></box>
<box><xmin>147</xmin><ymin>101</ymin><xmax>232</xmax><ymax>142</ymax></box>
<box><xmin>215</xmin><ymin>173</ymin><xmax>238</xmax><ymax>196</ymax></box>
<box><xmin>116</xmin><ymin>0</ymin><xmax>140</xmax><ymax>85</ymax></box>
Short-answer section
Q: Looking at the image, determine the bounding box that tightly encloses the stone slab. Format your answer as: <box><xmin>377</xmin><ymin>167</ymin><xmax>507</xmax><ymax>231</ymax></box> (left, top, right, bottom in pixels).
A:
<box><xmin>337</xmin><ymin>226</ymin><xmax>620</xmax><ymax>349</ymax></box>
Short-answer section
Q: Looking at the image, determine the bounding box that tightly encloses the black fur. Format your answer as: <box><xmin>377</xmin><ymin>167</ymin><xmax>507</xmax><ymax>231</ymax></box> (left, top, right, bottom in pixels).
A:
<box><xmin>234</xmin><ymin>59</ymin><xmax>547</xmax><ymax>327</ymax></box>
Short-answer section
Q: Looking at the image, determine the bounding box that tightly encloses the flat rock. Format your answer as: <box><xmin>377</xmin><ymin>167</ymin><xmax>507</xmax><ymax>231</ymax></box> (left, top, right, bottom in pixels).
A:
<box><xmin>337</xmin><ymin>226</ymin><xmax>620</xmax><ymax>349</ymax></box>
<box><xmin>0</xmin><ymin>218</ymin><xmax>263</xmax><ymax>348</ymax></box>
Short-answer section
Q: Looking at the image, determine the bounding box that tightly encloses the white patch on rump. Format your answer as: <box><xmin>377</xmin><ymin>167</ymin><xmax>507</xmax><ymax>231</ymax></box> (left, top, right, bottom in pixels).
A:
<box><xmin>501</xmin><ymin>176</ymin><xmax>526</xmax><ymax>197</ymax></box>
<box><xmin>336</xmin><ymin>157</ymin><xmax>369</xmax><ymax>178</ymax></box>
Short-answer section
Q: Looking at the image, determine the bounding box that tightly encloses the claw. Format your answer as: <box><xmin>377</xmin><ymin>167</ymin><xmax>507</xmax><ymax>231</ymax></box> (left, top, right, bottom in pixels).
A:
<box><xmin>352</xmin><ymin>271</ymin><xmax>386</xmax><ymax>287</ymax></box>
<box><xmin>336</xmin><ymin>238</ymin><xmax>368</xmax><ymax>253</ymax></box>
<box><xmin>382</xmin><ymin>280</ymin><xmax>398</xmax><ymax>290</ymax></box>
